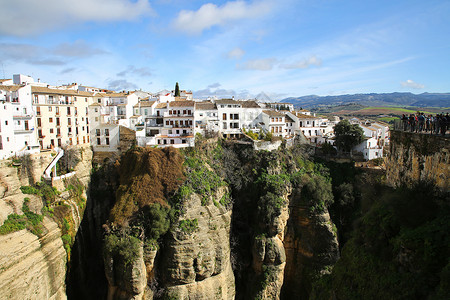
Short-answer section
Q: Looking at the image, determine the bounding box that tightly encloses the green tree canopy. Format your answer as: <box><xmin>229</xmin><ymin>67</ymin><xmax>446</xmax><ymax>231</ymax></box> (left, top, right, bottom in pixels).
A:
<box><xmin>334</xmin><ymin>120</ymin><xmax>364</xmax><ymax>152</ymax></box>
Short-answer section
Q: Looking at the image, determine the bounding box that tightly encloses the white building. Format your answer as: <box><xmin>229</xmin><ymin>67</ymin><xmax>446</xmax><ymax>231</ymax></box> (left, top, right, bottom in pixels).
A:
<box><xmin>215</xmin><ymin>99</ymin><xmax>244</xmax><ymax>138</ymax></box>
<box><xmin>354</xmin><ymin>137</ymin><xmax>383</xmax><ymax>160</ymax></box>
<box><xmin>0</xmin><ymin>84</ymin><xmax>39</xmax><ymax>159</ymax></box>
<box><xmin>194</xmin><ymin>101</ymin><xmax>219</xmax><ymax>135</ymax></box>
<box><xmin>261</xmin><ymin>110</ymin><xmax>286</xmax><ymax>137</ymax></box>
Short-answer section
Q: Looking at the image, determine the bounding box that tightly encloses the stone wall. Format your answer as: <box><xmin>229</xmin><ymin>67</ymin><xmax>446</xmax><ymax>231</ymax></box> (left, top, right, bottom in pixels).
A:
<box><xmin>385</xmin><ymin>131</ymin><xmax>449</xmax><ymax>190</ymax></box>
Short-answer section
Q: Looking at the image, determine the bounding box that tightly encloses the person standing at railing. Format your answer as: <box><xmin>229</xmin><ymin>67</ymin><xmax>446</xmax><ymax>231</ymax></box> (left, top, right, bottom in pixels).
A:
<box><xmin>418</xmin><ymin>112</ymin><xmax>425</xmax><ymax>132</ymax></box>
<box><xmin>409</xmin><ymin>114</ymin><xmax>416</xmax><ymax>132</ymax></box>
<box><xmin>401</xmin><ymin>114</ymin><xmax>408</xmax><ymax>131</ymax></box>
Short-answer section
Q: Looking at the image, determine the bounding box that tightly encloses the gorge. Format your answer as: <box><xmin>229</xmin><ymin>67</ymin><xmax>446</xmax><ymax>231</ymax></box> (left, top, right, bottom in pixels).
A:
<box><xmin>0</xmin><ymin>131</ymin><xmax>448</xmax><ymax>299</ymax></box>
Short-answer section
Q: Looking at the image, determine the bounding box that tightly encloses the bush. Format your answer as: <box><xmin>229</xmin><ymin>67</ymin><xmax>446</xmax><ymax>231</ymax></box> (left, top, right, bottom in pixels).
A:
<box><xmin>134</xmin><ymin>203</ymin><xmax>170</xmax><ymax>241</ymax></box>
<box><xmin>104</xmin><ymin>233</ymin><xmax>141</xmax><ymax>266</ymax></box>
<box><xmin>179</xmin><ymin>218</ymin><xmax>198</xmax><ymax>234</ymax></box>
<box><xmin>0</xmin><ymin>214</ymin><xmax>27</xmax><ymax>234</ymax></box>
<box><xmin>20</xmin><ymin>185</ymin><xmax>40</xmax><ymax>195</ymax></box>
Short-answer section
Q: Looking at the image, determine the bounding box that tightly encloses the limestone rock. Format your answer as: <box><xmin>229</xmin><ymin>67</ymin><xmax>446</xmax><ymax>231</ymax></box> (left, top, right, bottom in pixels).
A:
<box><xmin>0</xmin><ymin>218</ymin><xmax>67</xmax><ymax>300</ymax></box>
<box><xmin>161</xmin><ymin>187</ymin><xmax>235</xmax><ymax>299</ymax></box>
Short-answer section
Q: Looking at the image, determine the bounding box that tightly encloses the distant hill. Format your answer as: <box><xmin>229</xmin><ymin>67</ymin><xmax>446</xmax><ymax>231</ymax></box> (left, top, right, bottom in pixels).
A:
<box><xmin>282</xmin><ymin>92</ymin><xmax>450</xmax><ymax>108</ymax></box>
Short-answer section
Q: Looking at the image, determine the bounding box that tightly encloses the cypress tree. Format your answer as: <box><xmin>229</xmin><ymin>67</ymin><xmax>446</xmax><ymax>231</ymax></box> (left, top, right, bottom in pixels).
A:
<box><xmin>175</xmin><ymin>82</ymin><xmax>180</xmax><ymax>97</ymax></box>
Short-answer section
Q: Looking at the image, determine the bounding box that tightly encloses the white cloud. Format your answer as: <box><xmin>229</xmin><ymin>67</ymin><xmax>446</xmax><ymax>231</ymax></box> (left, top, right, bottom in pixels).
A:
<box><xmin>281</xmin><ymin>55</ymin><xmax>322</xmax><ymax>69</ymax></box>
<box><xmin>237</xmin><ymin>58</ymin><xmax>276</xmax><ymax>71</ymax></box>
<box><xmin>227</xmin><ymin>47</ymin><xmax>245</xmax><ymax>59</ymax></box>
<box><xmin>117</xmin><ymin>65</ymin><xmax>152</xmax><ymax>77</ymax></box>
<box><xmin>401</xmin><ymin>79</ymin><xmax>425</xmax><ymax>89</ymax></box>
<box><xmin>108</xmin><ymin>79</ymin><xmax>138</xmax><ymax>91</ymax></box>
<box><xmin>208</xmin><ymin>82</ymin><xmax>221</xmax><ymax>88</ymax></box>
<box><xmin>172</xmin><ymin>1</ymin><xmax>273</xmax><ymax>35</ymax></box>
<box><xmin>0</xmin><ymin>0</ymin><xmax>154</xmax><ymax>36</ymax></box>
<box><xmin>53</xmin><ymin>40</ymin><xmax>107</xmax><ymax>58</ymax></box>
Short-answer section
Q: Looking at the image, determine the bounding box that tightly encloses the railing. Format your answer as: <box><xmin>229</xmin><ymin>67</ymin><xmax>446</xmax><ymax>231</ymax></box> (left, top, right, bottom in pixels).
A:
<box><xmin>393</xmin><ymin>119</ymin><xmax>448</xmax><ymax>135</ymax></box>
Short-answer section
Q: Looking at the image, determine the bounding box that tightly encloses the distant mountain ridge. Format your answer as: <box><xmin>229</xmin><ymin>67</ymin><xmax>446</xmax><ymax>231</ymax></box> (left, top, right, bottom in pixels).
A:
<box><xmin>281</xmin><ymin>92</ymin><xmax>450</xmax><ymax>108</ymax></box>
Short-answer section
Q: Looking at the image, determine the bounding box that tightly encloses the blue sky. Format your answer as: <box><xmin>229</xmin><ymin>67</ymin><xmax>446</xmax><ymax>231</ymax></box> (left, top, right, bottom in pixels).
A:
<box><xmin>0</xmin><ymin>0</ymin><xmax>449</xmax><ymax>100</ymax></box>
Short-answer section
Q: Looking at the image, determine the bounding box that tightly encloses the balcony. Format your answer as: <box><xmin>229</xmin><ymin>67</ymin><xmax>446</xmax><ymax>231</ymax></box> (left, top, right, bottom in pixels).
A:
<box><xmin>13</xmin><ymin>114</ymin><xmax>33</xmax><ymax>119</ymax></box>
<box><xmin>163</xmin><ymin>112</ymin><xmax>193</xmax><ymax>117</ymax></box>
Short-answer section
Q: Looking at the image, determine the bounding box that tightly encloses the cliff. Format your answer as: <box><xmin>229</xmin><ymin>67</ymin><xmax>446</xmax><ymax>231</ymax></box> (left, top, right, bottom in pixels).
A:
<box><xmin>0</xmin><ymin>146</ymin><xmax>92</xmax><ymax>299</ymax></box>
<box><xmin>310</xmin><ymin>132</ymin><xmax>450</xmax><ymax>300</ymax></box>
<box><xmin>0</xmin><ymin>218</ymin><xmax>67</xmax><ymax>299</ymax></box>
<box><xmin>385</xmin><ymin>131</ymin><xmax>449</xmax><ymax>190</ymax></box>
<box><xmin>69</xmin><ymin>140</ymin><xmax>340</xmax><ymax>300</ymax></box>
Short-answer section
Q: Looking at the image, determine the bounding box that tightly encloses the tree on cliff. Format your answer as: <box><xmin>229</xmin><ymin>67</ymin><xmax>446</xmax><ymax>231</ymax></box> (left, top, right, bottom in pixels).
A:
<box><xmin>174</xmin><ymin>82</ymin><xmax>180</xmax><ymax>97</ymax></box>
<box><xmin>334</xmin><ymin>120</ymin><xmax>364</xmax><ymax>153</ymax></box>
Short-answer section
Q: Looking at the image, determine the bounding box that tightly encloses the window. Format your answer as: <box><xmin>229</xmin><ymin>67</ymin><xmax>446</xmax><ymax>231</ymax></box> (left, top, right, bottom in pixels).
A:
<box><xmin>58</xmin><ymin>139</ymin><xmax>61</xmax><ymax>147</ymax></box>
<box><xmin>223</xmin><ymin>122</ymin><xmax>227</xmax><ymax>129</ymax></box>
<box><xmin>38</xmin><ymin>129</ymin><xmax>43</xmax><ymax>138</ymax></box>
<box><xmin>49</xmin><ymin>118</ymin><xmax>53</xmax><ymax>123</ymax></box>
<box><xmin>56</xmin><ymin>118</ymin><xmax>60</xmax><ymax>126</ymax></box>
<box><xmin>50</xmin><ymin>128</ymin><xmax>54</xmax><ymax>133</ymax></box>
<box><xmin>96</xmin><ymin>129</ymin><xmax>100</xmax><ymax>136</ymax></box>
<box><xmin>97</xmin><ymin>138</ymin><xmax>101</xmax><ymax>145</ymax></box>
<box><xmin>182</xmin><ymin>139</ymin><xmax>186</xmax><ymax>144</ymax></box>
<box><xmin>48</xmin><ymin>106</ymin><xmax>52</xmax><ymax>112</ymax></box>
<box><xmin>56</xmin><ymin>107</ymin><xmax>59</xmax><ymax>114</ymax></box>
<box><xmin>106</xmin><ymin>138</ymin><xmax>109</xmax><ymax>145</ymax></box>
<box><xmin>68</xmin><ymin>118</ymin><xmax>71</xmax><ymax>125</ymax></box>
<box><xmin>57</xmin><ymin>128</ymin><xmax>61</xmax><ymax>136</ymax></box>
<box><xmin>170</xmin><ymin>139</ymin><xmax>174</xmax><ymax>144</ymax></box>
<box><xmin>223</xmin><ymin>113</ymin><xmax>227</xmax><ymax>120</ymax></box>
<box><xmin>37</xmin><ymin>118</ymin><xmax>41</xmax><ymax>127</ymax></box>
<box><xmin>67</xmin><ymin>107</ymin><xmax>71</xmax><ymax>115</ymax></box>
<box><xmin>105</xmin><ymin>129</ymin><xmax>109</xmax><ymax>136</ymax></box>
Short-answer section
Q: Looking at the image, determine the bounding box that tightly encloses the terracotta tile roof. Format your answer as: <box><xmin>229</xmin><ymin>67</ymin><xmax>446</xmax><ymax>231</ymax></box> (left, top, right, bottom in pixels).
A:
<box><xmin>103</xmin><ymin>92</ymin><xmax>134</xmax><ymax>97</ymax></box>
<box><xmin>0</xmin><ymin>84</ymin><xmax>23</xmax><ymax>92</ymax></box>
<box><xmin>169</xmin><ymin>100</ymin><xmax>194</xmax><ymax>107</ymax></box>
<box><xmin>239</xmin><ymin>100</ymin><xmax>261</xmax><ymax>108</ymax></box>
<box><xmin>0</xmin><ymin>79</ymin><xmax>12</xmax><ymax>83</ymax></box>
<box><xmin>285</xmin><ymin>114</ymin><xmax>295</xmax><ymax>122</ymax></box>
<box><xmin>263</xmin><ymin>110</ymin><xmax>285</xmax><ymax>117</ymax></box>
<box><xmin>195</xmin><ymin>101</ymin><xmax>216</xmax><ymax>110</ymax></box>
<box><xmin>155</xmin><ymin>103</ymin><xmax>167</xmax><ymax>109</ymax></box>
<box><xmin>215</xmin><ymin>99</ymin><xmax>240</xmax><ymax>105</ymax></box>
<box><xmin>134</xmin><ymin>100</ymin><xmax>156</xmax><ymax>108</ymax></box>
<box><xmin>294</xmin><ymin>112</ymin><xmax>319</xmax><ymax>119</ymax></box>
<box><xmin>31</xmin><ymin>86</ymin><xmax>93</xmax><ymax>96</ymax></box>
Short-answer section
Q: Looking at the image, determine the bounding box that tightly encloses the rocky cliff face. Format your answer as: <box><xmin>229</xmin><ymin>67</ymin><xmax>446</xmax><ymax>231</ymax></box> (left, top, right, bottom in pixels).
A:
<box><xmin>386</xmin><ymin>131</ymin><xmax>449</xmax><ymax>190</ymax></box>
<box><xmin>68</xmin><ymin>141</ymin><xmax>340</xmax><ymax>300</ymax></box>
<box><xmin>0</xmin><ymin>218</ymin><xmax>67</xmax><ymax>300</ymax></box>
<box><xmin>0</xmin><ymin>146</ymin><xmax>92</xmax><ymax>299</ymax></box>
<box><xmin>102</xmin><ymin>189</ymin><xmax>236</xmax><ymax>300</ymax></box>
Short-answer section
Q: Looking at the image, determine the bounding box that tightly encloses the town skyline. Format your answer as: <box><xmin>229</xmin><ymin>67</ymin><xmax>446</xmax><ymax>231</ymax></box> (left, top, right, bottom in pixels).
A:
<box><xmin>1</xmin><ymin>0</ymin><xmax>449</xmax><ymax>100</ymax></box>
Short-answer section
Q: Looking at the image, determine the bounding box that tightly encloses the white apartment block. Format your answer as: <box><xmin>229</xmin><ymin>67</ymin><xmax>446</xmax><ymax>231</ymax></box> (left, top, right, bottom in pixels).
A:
<box><xmin>216</xmin><ymin>99</ymin><xmax>244</xmax><ymax>138</ymax></box>
<box><xmin>261</xmin><ymin>110</ymin><xmax>287</xmax><ymax>137</ymax></box>
<box><xmin>0</xmin><ymin>84</ymin><xmax>39</xmax><ymax>159</ymax></box>
<box><xmin>33</xmin><ymin>86</ymin><xmax>92</xmax><ymax>150</ymax></box>
<box><xmin>157</xmin><ymin>100</ymin><xmax>195</xmax><ymax>147</ymax></box>
<box><xmin>194</xmin><ymin>101</ymin><xmax>219</xmax><ymax>134</ymax></box>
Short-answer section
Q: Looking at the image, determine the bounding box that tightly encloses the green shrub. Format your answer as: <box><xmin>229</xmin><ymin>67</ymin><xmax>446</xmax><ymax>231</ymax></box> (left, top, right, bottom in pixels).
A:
<box><xmin>104</xmin><ymin>234</ymin><xmax>141</xmax><ymax>266</ymax></box>
<box><xmin>0</xmin><ymin>214</ymin><xmax>27</xmax><ymax>234</ymax></box>
<box><xmin>20</xmin><ymin>185</ymin><xmax>40</xmax><ymax>195</ymax></box>
<box><xmin>179</xmin><ymin>218</ymin><xmax>199</xmax><ymax>234</ymax></box>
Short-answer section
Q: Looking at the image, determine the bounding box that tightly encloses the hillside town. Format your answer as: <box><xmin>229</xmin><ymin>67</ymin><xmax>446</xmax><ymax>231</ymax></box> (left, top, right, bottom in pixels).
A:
<box><xmin>0</xmin><ymin>74</ymin><xmax>389</xmax><ymax>161</ymax></box>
